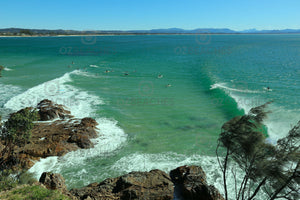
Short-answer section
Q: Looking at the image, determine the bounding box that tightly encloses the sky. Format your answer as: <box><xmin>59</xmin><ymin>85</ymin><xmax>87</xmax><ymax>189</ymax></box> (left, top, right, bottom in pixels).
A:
<box><xmin>0</xmin><ymin>0</ymin><xmax>300</xmax><ymax>31</ymax></box>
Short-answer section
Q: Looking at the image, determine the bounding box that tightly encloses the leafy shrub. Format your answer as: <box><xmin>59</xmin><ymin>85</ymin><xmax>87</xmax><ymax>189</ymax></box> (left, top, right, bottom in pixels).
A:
<box><xmin>0</xmin><ymin>169</ymin><xmax>18</xmax><ymax>191</ymax></box>
<box><xmin>0</xmin><ymin>185</ymin><xmax>71</xmax><ymax>200</ymax></box>
<box><xmin>3</xmin><ymin>108</ymin><xmax>38</xmax><ymax>145</ymax></box>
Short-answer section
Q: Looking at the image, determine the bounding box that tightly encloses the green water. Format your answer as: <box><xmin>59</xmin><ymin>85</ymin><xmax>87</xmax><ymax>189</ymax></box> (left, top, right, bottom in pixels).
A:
<box><xmin>1</xmin><ymin>35</ymin><xmax>299</xmax><ymax>198</ymax></box>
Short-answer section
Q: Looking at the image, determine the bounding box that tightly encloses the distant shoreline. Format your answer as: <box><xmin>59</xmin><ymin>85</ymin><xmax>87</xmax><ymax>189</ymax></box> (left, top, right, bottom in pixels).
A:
<box><xmin>1</xmin><ymin>33</ymin><xmax>300</xmax><ymax>37</ymax></box>
<box><xmin>1</xmin><ymin>27</ymin><xmax>300</xmax><ymax>36</ymax></box>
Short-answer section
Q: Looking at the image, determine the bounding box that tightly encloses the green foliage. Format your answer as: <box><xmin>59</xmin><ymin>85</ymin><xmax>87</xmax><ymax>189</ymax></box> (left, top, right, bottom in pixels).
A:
<box><xmin>17</xmin><ymin>171</ymin><xmax>37</xmax><ymax>185</ymax></box>
<box><xmin>219</xmin><ymin>102</ymin><xmax>275</xmax><ymax>178</ymax></box>
<box><xmin>2</xmin><ymin>108</ymin><xmax>38</xmax><ymax>145</ymax></box>
<box><xmin>217</xmin><ymin>102</ymin><xmax>300</xmax><ymax>200</ymax></box>
<box><xmin>19</xmin><ymin>29</ymin><xmax>33</xmax><ymax>35</ymax></box>
<box><xmin>0</xmin><ymin>169</ymin><xmax>18</xmax><ymax>191</ymax></box>
<box><xmin>0</xmin><ymin>170</ymin><xmax>37</xmax><ymax>192</ymax></box>
<box><xmin>0</xmin><ymin>108</ymin><xmax>38</xmax><ymax>169</ymax></box>
<box><xmin>0</xmin><ymin>185</ymin><xmax>71</xmax><ymax>200</ymax></box>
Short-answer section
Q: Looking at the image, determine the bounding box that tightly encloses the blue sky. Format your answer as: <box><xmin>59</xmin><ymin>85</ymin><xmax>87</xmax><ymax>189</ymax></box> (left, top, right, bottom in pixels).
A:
<box><xmin>1</xmin><ymin>0</ymin><xmax>299</xmax><ymax>30</ymax></box>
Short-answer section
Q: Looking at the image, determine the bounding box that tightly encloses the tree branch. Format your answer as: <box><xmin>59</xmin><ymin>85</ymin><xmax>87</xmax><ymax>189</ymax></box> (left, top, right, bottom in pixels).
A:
<box><xmin>269</xmin><ymin>162</ymin><xmax>299</xmax><ymax>200</ymax></box>
<box><xmin>248</xmin><ymin>177</ymin><xmax>267</xmax><ymax>200</ymax></box>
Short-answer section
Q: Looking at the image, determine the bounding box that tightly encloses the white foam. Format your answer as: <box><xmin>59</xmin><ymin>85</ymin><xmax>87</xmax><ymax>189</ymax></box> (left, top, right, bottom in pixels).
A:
<box><xmin>112</xmin><ymin>152</ymin><xmax>205</xmax><ymax>174</ymax></box>
<box><xmin>210</xmin><ymin>83</ymin><xmax>261</xmax><ymax>94</ymax></box>
<box><xmin>264</xmin><ymin>108</ymin><xmax>300</xmax><ymax>141</ymax></box>
<box><xmin>222</xmin><ymin>90</ymin><xmax>299</xmax><ymax>142</ymax></box>
<box><xmin>72</xmin><ymin>70</ymin><xmax>102</xmax><ymax>79</ymax></box>
<box><xmin>4</xmin><ymin>67</ymin><xmax>13</xmax><ymax>71</ymax></box>
<box><xmin>28</xmin><ymin>157</ymin><xmax>59</xmax><ymax>177</ymax></box>
<box><xmin>229</xmin><ymin>93</ymin><xmax>264</xmax><ymax>113</ymax></box>
<box><xmin>4</xmin><ymin>70</ymin><xmax>103</xmax><ymax>118</ymax></box>
<box><xmin>59</xmin><ymin>118</ymin><xmax>127</xmax><ymax>166</ymax></box>
<box><xmin>89</xmin><ymin>65</ymin><xmax>99</xmax><ymax>68</ymax></box>
<box><xmin>0</xmin><ymin>83</ymin><xmax>23</xmax><ymax>106</ymax></box>
<box><xmin>2</xmin><ymin>70</ymin><xmax>127</xmax><ymax>179</ymax></box>
<box><xmin>210</xmin><ymin>83</ymin><xmax>265</xmax><ymax>113</ymax></box>
<box><xmin>29</xmin><ymin>117</ymin><xmax>127</xmax><ymax>179</ymax></box>
<box><xmin>211</xmin><ymin>82</ymin><xmax>300</xmax><ymax>144</ymax></box>
<box><xmin>111</xmin><ymin>152</ymin><xmax>268</xmax><ymax>200</ymax></box>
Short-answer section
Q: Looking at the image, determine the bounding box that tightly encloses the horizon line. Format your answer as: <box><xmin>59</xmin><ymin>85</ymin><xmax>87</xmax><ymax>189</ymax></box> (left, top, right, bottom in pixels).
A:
<box><xmin>1</xmin><ymin>27</ymin><xmax>300</xmax><ymax>32</ymax></box>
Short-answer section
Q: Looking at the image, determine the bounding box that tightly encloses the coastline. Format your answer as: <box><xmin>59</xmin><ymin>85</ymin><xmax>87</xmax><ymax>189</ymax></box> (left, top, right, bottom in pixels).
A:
<box><xmin>1</xmin><ymin>33</ymin><xmax>300</xmax><ymax>38</ymax></box>
<box><xmin>1</xmin><ymin>34</ymin><xmax>299</xmax><ymax>200</ymax></box>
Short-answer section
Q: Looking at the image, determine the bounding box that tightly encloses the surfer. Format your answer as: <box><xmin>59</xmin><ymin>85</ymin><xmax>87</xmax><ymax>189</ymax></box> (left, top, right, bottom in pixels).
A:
<box><xmin>264</xmin><ymin>86</ymin><xmax>272</xmax><ymax>92</ymax></box>
<box><xmin>158</xmin><ymin>74</ymin><xmax>163</xmax><ymax>78</ymax></box>
<box><xmin>166</xmin><ymin>84</ymin><xmax>171</xmax><ymax>87</ymax></box>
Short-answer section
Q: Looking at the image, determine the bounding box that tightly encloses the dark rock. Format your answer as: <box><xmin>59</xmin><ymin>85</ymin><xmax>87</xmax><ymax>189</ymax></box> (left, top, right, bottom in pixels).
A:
<box><xmin>37</xmin><ymin>99</ymin><xmax>72</xmax><ymax>121</ymax></box>
<box><xmin>20</xmin><ymin>117</ymin><xmax>98</xmax><ymax>168</ymax></box>
<box><xmin>68</xmin><ymin>134</ymin><xmax>93</xmax><ymax>148</ymax></box>
<box><xmin>170</xmin><ymin>165</ymin><xmax>224</xmax><ymax>200</ymax></box>
<box><xmin>39</xmin><ymin>172</ymin><xmax>76</xmax><ymax>199</ymax></box>
<box><xmin>2</xmin><ymin>100</ymin><xmax>99</xmax><ymax>170</ymax></box>
<box><xmin>0</xmin><ymin>99</ymin><xmax>100</xmax><ymax>171</ymax></box>
<box><xmin>79</xmin><ymin>117</ymin><xmax>98</xmax><ymax>129</ymax></box>
<box><xmin>70</xmin><ymin>169</ymin><xmax>174</xmax><ymax>200</ymax></box>
<box><xmin>39</xmin><ymin>172</ymin><xmax>67</xmax><ymax>192</ymax></box>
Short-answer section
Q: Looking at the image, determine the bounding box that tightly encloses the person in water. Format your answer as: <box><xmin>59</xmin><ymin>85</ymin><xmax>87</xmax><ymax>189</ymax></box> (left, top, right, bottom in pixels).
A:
<box><xmin>265</xmin><ymin>86</ymin><xmax>272</xmax><ymax>92</ymax></box>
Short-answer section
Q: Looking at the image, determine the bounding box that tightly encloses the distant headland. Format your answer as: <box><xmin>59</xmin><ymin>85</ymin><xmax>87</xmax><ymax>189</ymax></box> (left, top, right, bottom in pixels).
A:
<box><xmin>1</xmin><ymin>27</ymin><xmax>300</xmax><ymax>36</ymax></box>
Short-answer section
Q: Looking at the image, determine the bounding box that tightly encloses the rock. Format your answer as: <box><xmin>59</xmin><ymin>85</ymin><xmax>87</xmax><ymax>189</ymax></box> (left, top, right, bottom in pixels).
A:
<box><xmin>70</xmin><ymin>169</ymin><xmax>174</xmax><ymax>200</ymax></box>
<box><xmin>79</xmin><ymin>117</ymin><xmax>98</xmax><ymax>129</ymax></box>
<box><xmin>39</xmin><ymin>172</ymin><xmax>76</xmax><ymax>199</ymax></box>
<box><xmin>37</xmin><ymin>99</ymin><xmax>72</xmax><ymax>121</ymax></box>
<box><xmin>1</xmin><ymin>101</ymin><xmax>99</xmax><ymax>170</ymax></box>
<box><xmin>170</xmin><ymin>165</ymin><xmax>224</xmax><ymax>200</ymax></box>
<box><xmin>68</xmin><ymin>134</ymin><xmax>93</xmax><ymax>148</ymax></box>
<box><xmin>20</xmin><ymin>118</ymin><xmax>98</xmax><ymax>168</ymax></box>
<box><xmin>39</xmin><ymin>172</ymin><xmax>67</xmax><ymax>192</ymax></box>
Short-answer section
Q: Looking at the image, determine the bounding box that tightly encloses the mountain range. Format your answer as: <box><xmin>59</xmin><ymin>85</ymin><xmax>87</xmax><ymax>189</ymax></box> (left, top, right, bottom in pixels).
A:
<box><xmin>0</xmin><ymin>28</ymin><xmax>300</xmax><ymax>35</ymax></box>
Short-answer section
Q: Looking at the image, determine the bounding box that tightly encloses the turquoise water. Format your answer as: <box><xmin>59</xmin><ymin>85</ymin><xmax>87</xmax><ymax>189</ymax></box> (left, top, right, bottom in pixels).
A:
<box><xmin>1</xmin><ymin>35</ymin><xmax>299</xmax><ymax>198</ymax></box>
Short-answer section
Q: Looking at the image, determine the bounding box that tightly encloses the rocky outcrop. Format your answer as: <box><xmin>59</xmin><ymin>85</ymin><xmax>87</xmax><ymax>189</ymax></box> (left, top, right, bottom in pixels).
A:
<box><xmin>70</xmin><ymin>169</ymin><xmax>174</xmax><ymax>200</ymax></box>
<box><xmin>39</xmin><ymin>172</ymin><xmax>76</xmax><ymax>199</ymax></box>
<box><xmin>170</xmin><ymin>165</ymin><xmax>224</xmax><ymax>200</ymax></box>
<box><xmin>37</xmin><ymin>99</ymin><xmax>73</xmax><ymax>121</ymax></box>
<box><xmin>39</xmin><ymin>172</ymin><xmax>68</xmax><ymax>192</ymax></box>
<box><xmin>38</xmin><ymin>166</ymin><xmax>225</xmax><ymax>200</ymax></box>
<box><xmin>1</xmin><ymin>99</ymin><xmax>99</xmax><ymax>169</ymax></box>
<box><xmin>20</xmin><ymin>118</ymin><xmax>98</xmax><ymax>168</ymax></box>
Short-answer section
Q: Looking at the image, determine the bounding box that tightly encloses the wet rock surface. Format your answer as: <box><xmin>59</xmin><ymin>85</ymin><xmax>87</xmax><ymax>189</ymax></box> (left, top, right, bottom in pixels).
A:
<box><xmin>38</xmin><ymin>166</ymin><xmax>225</xmax><ymax>200</ymax></box>
<box><xmin>70</xmin><ymin>169</ymin><xmax>174</xmax><ymax>200</ymax></box>
<box><xmin>0</xmin><ymin>99</ymin><xmax>99</xmax><ymax>169</ymax></box>
<box><xmin>170</xmin><ymin>165</ymin><xmax>224</xmax><ymax>200</ymax></box>
<box><xmin>37</xmin><ymin>99</ymin><xmax>73</xmax><ymax>121</ymax></box>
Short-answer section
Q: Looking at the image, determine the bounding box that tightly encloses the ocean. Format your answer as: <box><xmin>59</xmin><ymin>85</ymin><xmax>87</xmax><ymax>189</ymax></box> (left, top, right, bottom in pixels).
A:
<box><xmin>0</xmin><ymin>34</ymin><xmax>299</xmax><ymax>199</ymax></box>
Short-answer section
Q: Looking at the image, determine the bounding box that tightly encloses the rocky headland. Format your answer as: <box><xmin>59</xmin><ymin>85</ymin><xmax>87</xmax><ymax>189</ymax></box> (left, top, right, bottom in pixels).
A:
<box><xmin>38</xmin><ymin>165</ymin><xmax>224</xmax><ymax>200</ymax></box>
<box><xmin>0</xmin><ymin>99</ymin><xmax>99</xmax><ymax>170</ymax></box>
<box><xmin>0</xmin><ymin>100</ymin><xmax>224</xmax><ymax>199</ymax></box>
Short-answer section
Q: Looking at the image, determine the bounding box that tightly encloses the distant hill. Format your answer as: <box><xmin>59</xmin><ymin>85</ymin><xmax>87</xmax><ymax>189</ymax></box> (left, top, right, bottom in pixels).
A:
<box><xmin>240</xmin><ymin>28</ymin><xmax>300</xmax><ymax>34</ymax></box>
<box><xmin>0</xmin><ymin>27</ymin><xmax>300</xmax><ymax>36</ymax></box>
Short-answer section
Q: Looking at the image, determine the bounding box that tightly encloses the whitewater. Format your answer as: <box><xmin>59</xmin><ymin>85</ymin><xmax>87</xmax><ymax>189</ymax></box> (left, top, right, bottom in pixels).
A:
<box><xmin>1</xmin><ymin>34</ymin><xmax>299</xmax><ymax>199</ymax></box>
